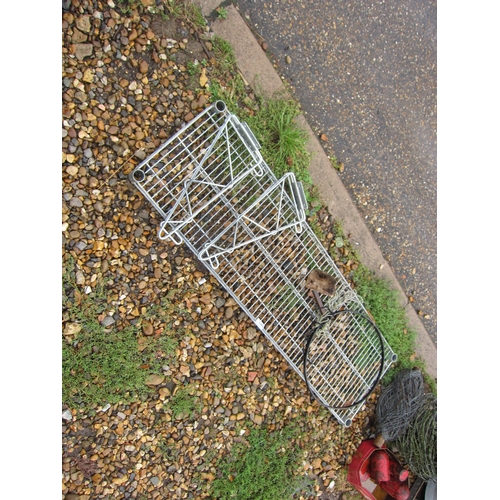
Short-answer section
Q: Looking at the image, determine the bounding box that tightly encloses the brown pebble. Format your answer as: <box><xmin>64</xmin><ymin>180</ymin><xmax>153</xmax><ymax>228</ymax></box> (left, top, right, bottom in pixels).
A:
<box><xmin>142</xmin><ymin>321</ymin><xmax>154</xmax><ymax>336</ymax></box>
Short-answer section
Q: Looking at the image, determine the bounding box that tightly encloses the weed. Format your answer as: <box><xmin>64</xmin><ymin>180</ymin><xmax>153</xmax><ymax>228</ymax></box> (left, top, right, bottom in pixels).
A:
<box><xmin>211</xmin><ymin>424</ymin><xmax>307</xmax><ymax>500</ymax></box>
<box><xmin>208</xmin><ymin>37</ymin><xmax>253</xmax><ymax>113</ymax></box>
<box><xmin>308</xmin><ymin>213</ymin><xmax>325</xmax><ymax>241</ymax></box>
<box><xmin>305</xmin><ymin>185</ymin><xmax>322</xmax><ymax>212</ymax></box>
<box><xmin>329</xmin><ymin>219</ymin><xmax>360</xmax><ymax>264</ymax></box>
<box><xmin>62</xmin><ymin>322</ymin><xmax>149</xmax><ymax>408</ymax></box>
<box><xmin>214</xmin><ymin>363</ymin><xmax>240</xmax><ymax>387</ymax></box>
<box><xmin>163</xmin><ymin>0</ymin><xmax>206</xmax><ymax>28</ymax></box>
<box><xmin>269</xmin><ymin>284</ymin><xmax>301</xmax><ymax>313</ymax></box>
<box><xmin>116</xmin><ymin>0</ymin><xmax>139</xmax><ymax>15</ymax></box>
<box><xmin>186</xmin><ymin>60</ymin><xmax>200</xmax><ymax>76</ymax></box>
<box><xmin>329</xmin><ymin>155</ymin><xmax>344</xmax><ymax>172</ymax></box>
<box><xmin>169</xmin><ymin>384</ymin><xmax>201</xmax><ymax>419</ymax></box>
<box><xmin>63</xmin><ymin>256</ymin><xmax>107</xmax><ymax>321</ymax></box>
<box><xmin>158</xmin><ymin>437</ymin><xmax>180</xmax><ymax>461</ymax></box>
<box><xmin>217</xmin><ymin>6</ymin><xmax>229</xmax><ymax>19</ymax></box>
<box><xmin>212</xmin><ymin>36</ymin><xmax>237</xmax><ymax>74</ymax></box>
<box><xmin>245</xmin><ymin>97</ymin><xmax>313</xmax><ymax>193</ymax></box>
<box><xmin>208</xmin><ymin>80</ymin><xmax>224</xmax><ymax>101</ymax></box>
<box><xmin>157</xmin><ymin>335</ymin><xmax>178</xmax><ymax>357</ymax></box>
<box><xmin>265</xmin><ymin>375</ymin><xmax>277</xmax><ymax>389</ymax></box>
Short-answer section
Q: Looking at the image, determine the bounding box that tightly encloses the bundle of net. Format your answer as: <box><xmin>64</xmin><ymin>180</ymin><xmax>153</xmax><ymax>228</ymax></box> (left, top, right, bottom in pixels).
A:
<box><xmin>396</xmin><ymin>393</ymin><xmax>437</xmax><ymax>481</ymax></box>
<box><xmin>375</xmin><ymin>368</ymin><xmax>425</xmax><ymax>442</ymax></box>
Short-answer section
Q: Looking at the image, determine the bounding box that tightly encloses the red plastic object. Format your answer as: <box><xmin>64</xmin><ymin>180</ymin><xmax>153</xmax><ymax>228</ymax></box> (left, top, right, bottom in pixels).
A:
<box><xmin>370</xmin><ymin>450</ymin><xmax>390</xmax><ymax>483</ymax></box>
<box><xmin>378</xmin><ymin>479</ymin><xmax>410</xmax><ymax>500</ymax></box>
<box><xmin>359</xmin><ymin>450</ymin><xmax>371</xmax><ymax>481</ymax></box>
<box><xmin>348</xmin><ymin>439</ymin><xmax>410</xmax><ymax>500</ymax></box>
<box><xmin>389</xmin><ymin>461</ymin><xmax>409</xmax><ymax>482</ymax></box>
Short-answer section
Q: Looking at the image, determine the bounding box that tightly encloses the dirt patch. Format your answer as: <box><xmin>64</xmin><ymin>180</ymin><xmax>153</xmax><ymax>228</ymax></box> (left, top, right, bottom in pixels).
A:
<box><xmin>149</xmin><ymin>15</ymin><xmax>208</xmax><ymax>65</ymax></box>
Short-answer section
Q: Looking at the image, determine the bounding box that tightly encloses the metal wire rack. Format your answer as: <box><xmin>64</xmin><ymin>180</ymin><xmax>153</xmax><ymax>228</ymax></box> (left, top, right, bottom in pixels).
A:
<box><xmin>129</xmin><ymin>101</ymin><xmax>397</xmax><ymax>427</ymax></box>
<box><xmin>131</xmin><ymin>100</ymin><xmax>273</xmax><ymax>244</ymax></box>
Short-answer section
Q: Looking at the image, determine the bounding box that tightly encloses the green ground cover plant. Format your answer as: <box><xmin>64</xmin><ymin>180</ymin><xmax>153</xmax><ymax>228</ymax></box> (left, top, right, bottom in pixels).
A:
<box><xmin>211</xmin><ymin>424</ymin><xmax>309</xmax><ymax>500</ymax></box>
<box><xmin>169</xmin><ymin>384</ymin><xmax>201</xmax><ymax>419</ymax></box>
<box><xmin>62</xmin><ymin>257</ymin><xmax>178</xmax><ymax>410</ymax></box>
<box><xmin>352</xmin><ymin>265</ymin><xmax>436</xmax><ymax>393</ymax></box>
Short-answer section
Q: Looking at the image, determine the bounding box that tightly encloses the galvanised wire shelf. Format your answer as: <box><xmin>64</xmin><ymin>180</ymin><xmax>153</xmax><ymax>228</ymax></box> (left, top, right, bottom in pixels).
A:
<box><xmin>129</xmin><ymin>101</ymin><xmax>397</xmax><ymax>427</ymax></box>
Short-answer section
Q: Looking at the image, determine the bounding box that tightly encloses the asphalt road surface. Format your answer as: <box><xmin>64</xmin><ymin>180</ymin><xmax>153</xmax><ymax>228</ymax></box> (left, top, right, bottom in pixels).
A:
<box><xmin>237</xmin><ymin>0</ymin><xmax>437</xmax><ymax>345</ymax></box>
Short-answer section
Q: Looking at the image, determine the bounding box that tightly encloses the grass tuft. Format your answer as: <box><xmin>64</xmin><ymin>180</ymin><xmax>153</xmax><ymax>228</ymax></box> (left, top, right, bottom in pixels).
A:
<box><xmin>212</xmin><ymin>36</ymin><xmax>237</xmax><ymax>76</ymax></box>
<box><xmin>246</xmin><ymin>97</ymin><xmax>311</xmax><ymax>185</ymax></box>
<box><xmin>163</xmin><ymin>0</ymin><xmax>206</xmax><ymax>28</ymax></box>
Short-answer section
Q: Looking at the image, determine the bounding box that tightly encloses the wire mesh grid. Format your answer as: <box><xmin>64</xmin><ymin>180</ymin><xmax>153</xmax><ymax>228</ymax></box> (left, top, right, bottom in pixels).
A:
<box><xmin>129</xmin><ymin>101</ymin><xmax>397</xmax><ymax>427</ymax></box>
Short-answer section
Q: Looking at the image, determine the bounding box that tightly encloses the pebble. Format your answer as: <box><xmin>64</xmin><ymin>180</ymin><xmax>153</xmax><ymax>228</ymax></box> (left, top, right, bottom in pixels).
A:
<box><xmin>69</xmin><ymin>197</ymin><xmax>83</xmax><ymax>208</ymax></box>
<box><xmin>74</xmin><ymin>43</ymin><xmax>93</xmax><ymax>60</ymax></box>
<box><xmin>62</xmin><ymin>409</ymin><xmax>73</xmax><ymax>421</ymax></box>
<box><xmin>101</xmin><ymin>316</ymin><xmax>115</xmax><ymax>327</ymax></box>
<box><xmin>246</xmin><ymin>327</ymin><xmax>258</xmax><ymax>340</ymax></box>
<box><xmin>66</xmin><ymin>165</ymin><xmax>79</xmax><ymax>176</ymax></box>
<box><xmin>145</xmin><ymin>374</ymin><xmax>165</xmax><ymax>386</ymax></box>
<box><xmin>76</xmin><ymin>15</ymin><xmax>91</xmax><ymax>33</ymax></box>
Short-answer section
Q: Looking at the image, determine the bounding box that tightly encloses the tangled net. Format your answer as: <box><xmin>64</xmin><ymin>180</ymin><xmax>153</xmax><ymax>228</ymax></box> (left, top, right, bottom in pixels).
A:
<box><xmin>376</xmin><ymin>369</ymin><xmax>425</xmax><ymax>442</ymax></box>
<box><xmin>396</xmin><ymin>393</ymin><xmax>437</xmax><ymax>481</ymax></box>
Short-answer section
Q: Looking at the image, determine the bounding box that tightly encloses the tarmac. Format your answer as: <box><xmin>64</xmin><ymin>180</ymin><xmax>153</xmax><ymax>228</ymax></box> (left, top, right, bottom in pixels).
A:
<box><xmin>194</xmin><ymin>1</ymin><xmax>436</xmax><ymax>381</ymax></box>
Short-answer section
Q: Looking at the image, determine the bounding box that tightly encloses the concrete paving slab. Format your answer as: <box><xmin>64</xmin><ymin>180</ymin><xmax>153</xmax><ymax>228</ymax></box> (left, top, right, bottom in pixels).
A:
<box><xmin>194</xmin><ymin>2</ymin><xmax>437</xmax><ymax>381</ymax></box>
<box><xmin>197</xmin><ymin>0</ymin><xmax>223</xmax><ymax>17</ymax></box>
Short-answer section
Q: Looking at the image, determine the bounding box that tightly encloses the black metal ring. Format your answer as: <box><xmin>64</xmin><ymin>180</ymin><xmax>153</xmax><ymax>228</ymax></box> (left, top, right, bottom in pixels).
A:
<box><xmin>303</xmin><ymin>308</ymin><xmax>385</xmax><ymax>410</ymax></box>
